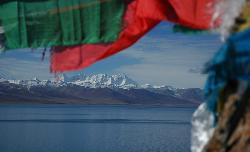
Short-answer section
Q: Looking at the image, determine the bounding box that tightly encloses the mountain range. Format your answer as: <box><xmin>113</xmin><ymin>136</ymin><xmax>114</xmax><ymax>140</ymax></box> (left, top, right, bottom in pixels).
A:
<box><xmin>0</xmin><ymin>74</ymin><xmax>203</xmax><ymax>106</ymax></box>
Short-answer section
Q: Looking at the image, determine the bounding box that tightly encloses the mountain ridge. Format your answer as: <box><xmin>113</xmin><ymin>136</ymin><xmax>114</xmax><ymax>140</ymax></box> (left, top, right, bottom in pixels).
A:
<box><xmin>0</xmin><ymin>74</ymin><xmax>203</xmax><ymax>106</ymax></box>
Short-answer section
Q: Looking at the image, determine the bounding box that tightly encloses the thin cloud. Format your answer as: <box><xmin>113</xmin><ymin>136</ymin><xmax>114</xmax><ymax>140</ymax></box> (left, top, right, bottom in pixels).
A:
<box><xmin>115</xmin><ymin>28</ymin><xmax>221</xmax><ymax>88</ymax></box>
<box><xmin>0</xmin><ymin>22</ymin><xmax>222</xmax><ymax>88</ymax></box>
<box><xmin>188</xmin><ymin>67</ymin><xmax>203</xmax><ymax>74</ymax></box>
<box><xmin>0</xmin><ymin>58</ymin><xmax>52</xmax><ymax>80</ymax></box>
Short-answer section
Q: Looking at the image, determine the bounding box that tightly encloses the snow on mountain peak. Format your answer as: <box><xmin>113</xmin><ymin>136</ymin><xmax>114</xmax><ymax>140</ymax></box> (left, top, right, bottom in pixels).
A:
<box><xmin>2</xmin><ymin>73</ymin><xmax>178</xmax><ymax>90</ymax></box>
<box><xmin>141</xmin><ymin>83</ymin><xmax>176</xmax><ymax>90</ymax></box>
<box><xmin>69</xmin><ymin>73</ymin><xmax>138</xmax><ymax>89</ymax></box>
<box><xmin>55</xmin><ymin>74</ymin><xmax>70</xmax><ymax>82</ymax></box>
<box><xmin>0</xmin><ymin>78</ymin><xmax>6</xmax><ymax>82</ymax></box>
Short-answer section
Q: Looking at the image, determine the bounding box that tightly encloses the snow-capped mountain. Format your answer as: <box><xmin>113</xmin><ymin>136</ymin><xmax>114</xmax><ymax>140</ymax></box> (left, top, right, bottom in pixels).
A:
<box><xmin>6</xmin><ymin>73</ymin><xmax>138</xmax><ymax>89</ymax></box>
<box><xmin>8</xmin><ymin>78</ymin><xmax>58</xmax><ymax>87</ymax></box>
<box><xmin>0</xmin><ymin>73</ymin><xmax>203</xmax><ymax>106</ymax></box>
<box><xmin>4</xmin><ymin>73</ymin><xmax>179</xmax><ymax>90</ymax></box>
<box><xmin>141</xmin><ymin>83</ymin><xmax>176</xmax><ymax>90</ymax></box>
<box><xmin>68</xmin><ymin>73</ymin><xmax>138</xmax><ymax>89</ymax></box>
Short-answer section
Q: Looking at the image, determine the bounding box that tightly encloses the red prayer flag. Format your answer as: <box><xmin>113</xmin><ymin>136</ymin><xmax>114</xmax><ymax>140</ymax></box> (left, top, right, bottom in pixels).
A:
<box><xmin>51</xmin><ymin>0</ymin><xmax>160</xmax><ymax>72</ymax></box>
<box><xmin>136</xmin><ymin>0</ymin><xmax>219</xmax><ymax>29</ymax></box>
<box><xmin>51</xmin><ymin>0</ymin><xmax>219</xmax><ymax>73</ymax></box>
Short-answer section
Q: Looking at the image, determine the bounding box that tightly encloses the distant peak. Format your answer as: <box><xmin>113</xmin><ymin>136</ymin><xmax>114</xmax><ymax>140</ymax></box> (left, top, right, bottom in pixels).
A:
<box><xmin>67</xmin><ymin>73</ymin><xmax>138</xmax><ymax>89</ymax></box>
<box><xmin>54</xmin><ymin>73</ymin><xmax>70</xmax><ymax>82</ymax></box>
<box><xmin>2</xmin><ymin>73</ymin><xmax>181</xmax><ymax>90</ymax></box>
<box><xmin>32</xmin><ymin>77</ymin><xmax>40</xmax><ymax>81</ymax></box>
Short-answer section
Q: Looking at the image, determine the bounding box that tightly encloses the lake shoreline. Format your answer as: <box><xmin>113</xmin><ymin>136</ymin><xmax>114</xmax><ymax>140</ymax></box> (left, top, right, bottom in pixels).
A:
<box><xmin>0</xmin><ymin>102</ymin><xmax>200</xmax><ymax>108</ymax></box>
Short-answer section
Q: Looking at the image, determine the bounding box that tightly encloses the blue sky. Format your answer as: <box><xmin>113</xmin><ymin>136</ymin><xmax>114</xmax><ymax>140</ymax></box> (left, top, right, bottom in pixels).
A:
<box><xmin>0</xmin><ymin>22</ymin><xmax>222</xmax><ymax>88</ymax></box>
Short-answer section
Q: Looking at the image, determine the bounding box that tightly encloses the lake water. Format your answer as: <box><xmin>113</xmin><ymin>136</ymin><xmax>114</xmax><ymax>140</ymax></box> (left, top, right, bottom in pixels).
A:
<box><xmin>0</xmin><ymin>104</ymin><xmax>195</xmax><ymax>152</ymax></box>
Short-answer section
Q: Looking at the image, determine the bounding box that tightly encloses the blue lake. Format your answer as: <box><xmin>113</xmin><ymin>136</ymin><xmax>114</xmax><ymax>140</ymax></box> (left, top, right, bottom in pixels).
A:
<box><xmin>0</xmin><ymin>104</ymin><xmax>195</xmax><ymax>152</ymax></box>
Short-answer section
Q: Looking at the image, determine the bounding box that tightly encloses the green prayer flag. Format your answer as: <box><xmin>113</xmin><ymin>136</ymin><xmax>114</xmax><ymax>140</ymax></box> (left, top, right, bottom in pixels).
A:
<box><xmin>0</xmin><ymin>0</ymin><xmax>124</xmax><ymax>49</ymax></box>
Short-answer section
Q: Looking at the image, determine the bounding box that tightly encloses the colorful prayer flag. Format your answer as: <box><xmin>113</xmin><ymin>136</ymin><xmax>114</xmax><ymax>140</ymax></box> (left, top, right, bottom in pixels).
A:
<box><xmin>205</xmin><ymin>28</ymin><xmax>250</xmax><ymax>112</ymax></box>
<box><xmin>51</xmin><ymin>0</ymin><xmax>160</xmax><ymax>72</ymax></box>
<box><xmin>51</xmin><ymin>0</ymin><xmax>218</xmax><ymax>72</ymax></box>
<box><xmin>0</xmin><ymin>0</ymin><xmax>124</xmax><ymax>49</ymax></box>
